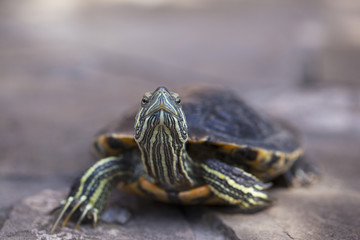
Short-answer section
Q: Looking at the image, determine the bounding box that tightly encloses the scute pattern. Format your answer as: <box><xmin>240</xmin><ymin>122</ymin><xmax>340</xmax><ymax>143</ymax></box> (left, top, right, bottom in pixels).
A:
<box><xmin>181</xmin><ymin>88</ymin><xmax>300</xmax><ymax>152</ymax></box>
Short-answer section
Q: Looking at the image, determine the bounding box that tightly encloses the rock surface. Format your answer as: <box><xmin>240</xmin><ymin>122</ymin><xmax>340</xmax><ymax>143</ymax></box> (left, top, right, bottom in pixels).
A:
<box><xmin>0</xmin><ymin>189</ymin><xmax>232</xmax><ymax>240</ymax></box>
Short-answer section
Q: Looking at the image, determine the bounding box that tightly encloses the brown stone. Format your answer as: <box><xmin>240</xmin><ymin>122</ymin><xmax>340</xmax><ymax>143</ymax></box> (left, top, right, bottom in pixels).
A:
<box><xmin>0</xmin><ymin>190</ymin><xmax>195</xmax><ymax>240</ymax></box>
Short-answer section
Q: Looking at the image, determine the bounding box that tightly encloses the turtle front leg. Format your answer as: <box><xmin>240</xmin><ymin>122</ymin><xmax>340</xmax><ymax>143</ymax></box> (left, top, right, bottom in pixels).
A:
<box><xmin>201</xmin><ymin>158</ymin><xmax>273</xmax><ymax>211</ymax></box>
<box><xmin>50</xmin><ymin>155</ymin><xmax>135</xmax><ymax>233</ymax></box>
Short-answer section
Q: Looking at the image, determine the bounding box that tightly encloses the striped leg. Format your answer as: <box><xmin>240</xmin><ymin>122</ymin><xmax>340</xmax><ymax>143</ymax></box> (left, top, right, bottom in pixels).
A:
<box><xmin>201</xmin><ymin>159</ymin><xmax>273</xmax><ymax>211</ymax></box>
<box><xmin>51</xmin><ymin>155</ymin><xmax>134</xmax><ymax>233</ymax></box>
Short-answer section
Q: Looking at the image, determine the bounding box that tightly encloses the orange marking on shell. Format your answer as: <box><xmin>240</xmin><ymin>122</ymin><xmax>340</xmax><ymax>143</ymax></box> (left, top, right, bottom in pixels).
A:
<box><xmin>94</xmin><ymin>134</ymin><xmax>136</xmax><ymax>157</ymax></box>
<box><xmin>111</xmin><ymin>134</ymin><xmax>136</xmax><ymax>147</ymax></box>
<box><xmin>118</xmin><ymin>177</ymin><xmax>169</xmax><ymax>202</ymax></box>
<box><xmin>118</xmin><ymin>180</ymin><xmax>171</xmax><ymax>203</ymax></box>
<box><xmin>118</xmin><ymin>178</ymin><xmax>169</xmax><ymax>202</ymax></box>
<box><xmin>178</xmin><ymin>185</ymin><xmax>212</xmax><ymax>204</ymax></box>
<box><xmin>204</xmin><ymin>196</ymin><xmax>227</xmax><ymax>205</ymax></box>
<box><xmin>119</xmin><ymin>180</ymin><xmax>226</xmax><ymax>205</ymax></box>
<box><xmin>218</xmin><ymin>143</ymin><xmax>243</xmax><ymax>153</ymax></box>
<box><xmin>138</xmin><ymin>177</ymin><xmax>169</xmax><ymax>202</ymax></box>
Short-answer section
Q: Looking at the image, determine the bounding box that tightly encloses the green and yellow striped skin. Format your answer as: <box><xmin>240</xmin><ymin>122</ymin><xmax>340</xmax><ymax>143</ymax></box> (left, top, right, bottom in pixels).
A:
<box><xmin>51</xmin><ymin>154</ymin><xmax>136</xmax><ymax>232</ymax></box>
<box><xmin>134</xmin><ymin>88</ymin><xmax>197</xmax><ymax>190</ymax></box>
<box><xmin>51</xmin><ymin>86</ymin><xmax>313</xmax><ymax>233</ymax></box>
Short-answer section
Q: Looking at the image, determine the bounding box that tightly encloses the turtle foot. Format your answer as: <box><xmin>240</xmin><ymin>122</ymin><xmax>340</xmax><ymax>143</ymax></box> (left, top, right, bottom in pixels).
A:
<box><xmin>50</xmin><ymin>195</ymin><xmax>99</xmax><ymax>233</ymax></box>
<box><xmin>277</xmin><ymin>157</ymin><xmax>320</xmax><ymax>187</ymax></box>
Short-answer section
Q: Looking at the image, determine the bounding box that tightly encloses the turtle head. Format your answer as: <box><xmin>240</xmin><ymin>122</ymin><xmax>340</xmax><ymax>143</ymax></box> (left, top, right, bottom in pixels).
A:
<box><xmin>134</xmin><ymin>87</ymin><xmax>193</xmax><ymax>188</ymax></box>
<box><xmin>134</xmin><ymin>86</ymin><xmax>188</xmax><ymax>143</ymax></box>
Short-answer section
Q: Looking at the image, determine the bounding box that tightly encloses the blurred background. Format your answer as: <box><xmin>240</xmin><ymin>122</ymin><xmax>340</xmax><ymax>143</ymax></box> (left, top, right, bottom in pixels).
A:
<box><xmin>0</xmin><ymin>0</ymin><xmax>359</xmax><ymax>238</ymax></box>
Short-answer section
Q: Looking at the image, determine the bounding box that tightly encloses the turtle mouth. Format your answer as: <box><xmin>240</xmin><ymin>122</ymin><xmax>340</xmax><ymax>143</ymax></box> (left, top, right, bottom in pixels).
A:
<box><xmin>141</xmin><ymin>89</ymin><xmax>181</xmax><ymax>120</ymax></box>
<box><xmin>142</xmin><ymin>105</ymin><xmax>181</xmax><ymax>121</ymax></box>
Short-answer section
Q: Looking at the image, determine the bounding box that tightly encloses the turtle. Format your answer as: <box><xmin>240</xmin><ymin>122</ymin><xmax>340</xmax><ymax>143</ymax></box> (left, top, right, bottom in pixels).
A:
<box><xmin>50</xmin><ymin>86</ymin><xmax>317</xmax><ymax>233</ymax></box>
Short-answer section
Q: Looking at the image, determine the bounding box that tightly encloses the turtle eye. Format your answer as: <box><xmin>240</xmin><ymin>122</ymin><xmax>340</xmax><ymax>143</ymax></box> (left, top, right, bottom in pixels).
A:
<box><xmin>142</xmin><ymin>97</ymin><xmax>149</xmax><ymax>105</ymax></box>
<box><xmin>175</xmin><ymin>98</ymin><xmax>181</xmax><ymax>104</ymax></box>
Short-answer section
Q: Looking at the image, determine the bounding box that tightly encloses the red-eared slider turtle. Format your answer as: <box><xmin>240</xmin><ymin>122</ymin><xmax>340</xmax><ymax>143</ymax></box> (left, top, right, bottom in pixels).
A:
<box><xmin>51</xmin><ymin>86</ymin><xmax>317</xmax><ymax>232</ymax></box>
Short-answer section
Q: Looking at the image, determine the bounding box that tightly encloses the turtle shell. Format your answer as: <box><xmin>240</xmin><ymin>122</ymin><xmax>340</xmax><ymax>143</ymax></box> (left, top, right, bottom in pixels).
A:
<box><xmin>181</xmin><ymin>87</ymin><xmax>300</xmax><ymax>152</ymax></box>
<box><xmin>93</xmin><ymin>87</ymin><xmax>303</xmax><ymax>181</ymax></box>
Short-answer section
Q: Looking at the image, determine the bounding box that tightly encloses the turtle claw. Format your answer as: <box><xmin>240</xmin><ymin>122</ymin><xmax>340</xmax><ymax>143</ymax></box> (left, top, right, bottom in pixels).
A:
<box><xmin>61</xmin><ymin>196</ymin><xmax>87</xmax><ymax>228</ymax></box>
<box><xmin>50</xmin><ymin>195</ymin><xmax>99</xmax><ymax>233</ymax></box>
<box><xmin>91</xmin><ymin>209</ymin><xmax>99</xmax><ymax>228</ymax></box>
<box><xmin>50</xmin><ymin>156</ymin><xmax>130</xmax><ymax>233</ymax></box>
<box><xmin>74</xmin><ymin>203</ymin><xmax>92</xmax><ymax>229</ymax></box>
<box><xmin>50</xmin><ymin>197</ymin><xmax>74</xmax><ymax>233</ymax></box>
